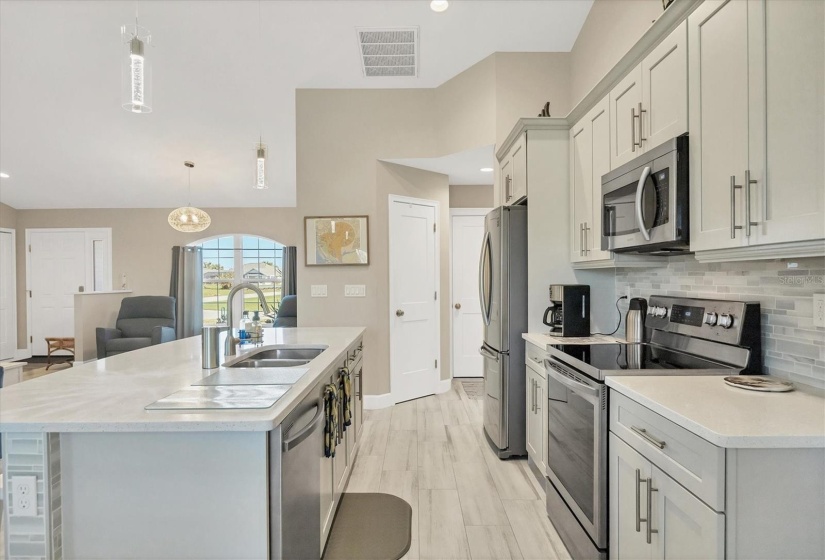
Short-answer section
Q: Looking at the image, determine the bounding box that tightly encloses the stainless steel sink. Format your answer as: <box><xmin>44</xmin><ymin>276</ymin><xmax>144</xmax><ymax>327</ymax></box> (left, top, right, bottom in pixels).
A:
<box><xmin>224</xmin><ymin>345</ymin><xmax>327</xmax><ymax>369</ymax></box>
<box><xmin>229</xmin><ymin>358</ymin><xmax>311</xmax><ymax>368</ymax></box>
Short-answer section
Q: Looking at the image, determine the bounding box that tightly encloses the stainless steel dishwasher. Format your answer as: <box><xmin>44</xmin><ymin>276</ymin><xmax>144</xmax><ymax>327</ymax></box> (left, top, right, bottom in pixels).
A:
<box><xmin>270</xmin><ymin>389</ymin><xmax>325</xmax><ymax>559</ymax></box>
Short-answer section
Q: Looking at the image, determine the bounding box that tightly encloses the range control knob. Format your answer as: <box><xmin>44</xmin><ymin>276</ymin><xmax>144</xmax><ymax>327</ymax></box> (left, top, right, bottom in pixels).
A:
<box><xmin>704</xmin><ymin>312</ymin><xmax>718</xmax><ymax>326</ymax></box>
<box><xmin>647</xmin><ymin>306</ymin><xmax>668</xmax><ymax>319</ymax></box>
<box><xmin>717</xmin><ymin>313</ymin><xmax>734</xmax><ymax>329</ymax></box>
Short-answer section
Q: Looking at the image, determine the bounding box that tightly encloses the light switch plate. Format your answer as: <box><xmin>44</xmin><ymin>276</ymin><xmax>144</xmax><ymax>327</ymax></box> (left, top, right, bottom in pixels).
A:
<box><xmin>814</xmin><ymin>294</ymin><xmax>825</xmax><ymax>328</ymax></box>
<box><xmin>311</xmin><ymin>285</ymin><xmax>328</xmax><ymax>298</ymax></box>
<box><xmin>344</xmin><ymin>285</ymin><xmax>366</xmax><ymax>297</ymax></box>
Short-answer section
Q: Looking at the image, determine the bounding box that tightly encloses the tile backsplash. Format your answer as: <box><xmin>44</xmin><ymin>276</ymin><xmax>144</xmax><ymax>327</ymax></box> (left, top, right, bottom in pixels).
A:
<box><xmin>616</xmin><ymin>256</ymin><xmax>825</xmax><ymax>388</ymax></box>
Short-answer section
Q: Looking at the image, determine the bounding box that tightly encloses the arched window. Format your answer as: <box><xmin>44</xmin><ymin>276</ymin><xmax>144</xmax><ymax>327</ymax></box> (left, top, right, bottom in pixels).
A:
<box><xmin>190</xmin><ymin>235</ymin><xmax>284</xmax><ymax>326</ymax></box>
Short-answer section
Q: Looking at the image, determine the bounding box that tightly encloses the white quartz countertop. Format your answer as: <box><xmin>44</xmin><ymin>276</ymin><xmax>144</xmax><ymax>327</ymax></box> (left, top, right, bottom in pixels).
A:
<box><xmin>606</xmin><ymin>375</ymin><xmax>825</xmax><ymax>448</ymax></box>
<box><xmin>0</xmin><ymin>327</ymin><xmax>364</xmax><ymax>433</ymax></box>
<box><xmin>522</xmin><ymin>332</ymin><xmax>625</xmax><ymax>349</ymax></box>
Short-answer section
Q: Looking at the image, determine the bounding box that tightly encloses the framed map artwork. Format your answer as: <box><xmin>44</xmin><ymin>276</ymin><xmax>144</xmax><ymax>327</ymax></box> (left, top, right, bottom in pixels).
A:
<box><xmin>304</xmin><ymin>216</ymin><xmax>370</xmax><ymax>266</ymax></box>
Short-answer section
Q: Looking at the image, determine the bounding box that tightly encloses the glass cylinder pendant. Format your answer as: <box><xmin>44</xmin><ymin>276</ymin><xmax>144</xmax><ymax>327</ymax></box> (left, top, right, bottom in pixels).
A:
<box><xmin>121</xmin><ymin>24</ymin><xmax>152</xmax><ymax>113</ymax></box>
<box><xmin>168</xmin><ymin>207</ymin><xmax>211</xmax><ymax>233</ymax></box>
<box><xmin>254</xmin><ymin>142</ymin><xmax>268</xmax><ymax>190</ymax></box>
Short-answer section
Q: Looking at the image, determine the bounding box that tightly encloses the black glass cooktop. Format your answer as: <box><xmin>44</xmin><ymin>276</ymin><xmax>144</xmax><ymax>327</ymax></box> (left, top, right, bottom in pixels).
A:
<box><xmin>550</xmin><ymin>343</ymin><xmax>730</xmax><ymax>372</ymax></box>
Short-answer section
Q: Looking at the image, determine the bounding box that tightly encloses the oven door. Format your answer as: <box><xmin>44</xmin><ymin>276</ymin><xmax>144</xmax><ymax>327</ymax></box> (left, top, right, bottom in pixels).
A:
<box><xmin>545</xmin><ymin>358</ymin><xmax>607</xmax><ymax>549</ymax></box>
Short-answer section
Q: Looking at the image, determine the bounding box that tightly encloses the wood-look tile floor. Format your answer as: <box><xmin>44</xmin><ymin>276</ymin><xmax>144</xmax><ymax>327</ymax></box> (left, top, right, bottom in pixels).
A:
<box><xmin>349</xmin><ymin>380</ymin><xmax>572</xmax><ymax>560</ymax></box>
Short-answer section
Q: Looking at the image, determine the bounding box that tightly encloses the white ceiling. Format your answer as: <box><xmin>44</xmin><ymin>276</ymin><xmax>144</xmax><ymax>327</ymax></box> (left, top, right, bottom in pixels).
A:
<box><xmin>0</xmin><ymin>0</ymin><xmax>593</xmax><ymax>210</ymax></box>
<box><xmin>384</xmin><ymin>144</ymin><xmax>495</xmax><ymax>186</ymax></box>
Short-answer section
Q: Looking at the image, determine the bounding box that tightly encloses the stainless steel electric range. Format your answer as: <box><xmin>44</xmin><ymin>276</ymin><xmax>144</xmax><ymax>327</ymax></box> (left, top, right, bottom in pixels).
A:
<box><xmin>542</xmin><ymin>296</ymin><xmax>762</xmax><ymax>560</ymax></box>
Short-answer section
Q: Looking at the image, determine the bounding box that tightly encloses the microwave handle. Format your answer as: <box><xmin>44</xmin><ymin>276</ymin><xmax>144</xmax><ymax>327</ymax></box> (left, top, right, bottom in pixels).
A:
<box><xmin>635</xmin><ymin>166</ymin><xmax>652</xmax><ymax>241</ymax></box>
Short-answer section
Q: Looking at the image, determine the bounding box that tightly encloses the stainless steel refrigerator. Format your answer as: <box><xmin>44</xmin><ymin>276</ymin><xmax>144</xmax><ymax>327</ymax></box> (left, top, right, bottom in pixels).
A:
<box><xmin>478</xmin><ymin>205</ymin><xmax>527</xmax><ymax>458</ymax></box>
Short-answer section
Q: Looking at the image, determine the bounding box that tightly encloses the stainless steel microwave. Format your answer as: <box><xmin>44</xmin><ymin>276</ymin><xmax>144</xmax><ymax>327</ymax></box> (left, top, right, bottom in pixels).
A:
<box><xmin>601</xmin><ymin>135</ymin><xmax>689</xmax><ymax>254</ymax></box>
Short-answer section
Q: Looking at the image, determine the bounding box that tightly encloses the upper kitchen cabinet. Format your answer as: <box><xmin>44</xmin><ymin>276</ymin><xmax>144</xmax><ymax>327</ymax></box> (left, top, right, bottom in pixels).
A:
<box><xmin>501</xmin><ymin>133</ymin><xmax>527</xmax><ymax>205</ymax></box>
<box><xmin>689</xmin><ymin>0</ymin><xmax>825</xmax><ymax>259</ymax></box>
<box><xmin>610</xmin><ymin>22</ymin><xmax>688</xmax><ymax>170</ymax></box>
<box><xmin>570</xmin><ymin>98</ymin><xmax>612</xmax><ymax>263</ymax></box>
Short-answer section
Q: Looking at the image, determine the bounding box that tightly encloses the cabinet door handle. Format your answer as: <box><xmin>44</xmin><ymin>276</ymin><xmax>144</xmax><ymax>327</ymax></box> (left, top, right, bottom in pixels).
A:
<box><xmin>638</xmin><ymin>102</ymin><xmax>647</xmax><ymax>146</ymax></box>
<box><xmin>631</xmin><ymin>426</ymin><xmax>666</xmax><ymax>449</ymax></box>
<box><xmin>579</xmin><ymin>223</ymin><xmax>585</xmax><ymax>256</ymax></box>
<box><xmin>505</xmin><ymin>174</ymin><xmax>512</xmax><ymax>202</ymax></box>
<box><xmin>584</xmin><ymin>223</ymin><xmax>590</xmax><ymax>255</ymax></box>
<box><xmin>646</xmin><ymin>478</ymin><xmax>659</xmax><ymax>544</ymax></box>
<box><xmin>745</xmin><ymin>169</ymin><xmax>758</xmax><ymax>237</ymax></box>
<box><xmin>635</xmin><ymin>469</ymin><xmax>644</xmax><ymax>533</ymax></box>
<box><xmin>730</xmin><ymin>175</ymin><xmax>743</xmax><ymax>239</ymax></box>
<box><xmin>631</xmin><ymin>106</ymin><xmax>637</xmax><ymax>152</ymax></box>
<box><xmin>536</xmin><ymin>386</ymin><xmax>541</xmax><ymax>412</ymax></box>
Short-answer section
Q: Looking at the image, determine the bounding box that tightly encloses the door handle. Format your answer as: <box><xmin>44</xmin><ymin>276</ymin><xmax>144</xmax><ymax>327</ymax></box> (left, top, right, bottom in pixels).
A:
<box><xmin>479</xmin><ymin>344</ymin><xmax>499</xmax><ymax>362</ymax></box>
<box><xmin>505</xmin><ymin>174</ymin><xmax>512</xmax><ymax>202</ymax></box>
<box><xmin>635</xmin><ymin>468</ymin><xmax>644</xmax><ymax>533</ymax></box>
<box><xmin>631</xmin><ymin>106</ymin><xmax>637</xmax><ymax>152</ymax></box>
<box><xmin>730</xmin><ymin>175</ymin><xmax>743</xmax><ymax>239</ymax></box>
<box><xmin>454</xmin><ymin>303</ymin><xmax>461</xmax><ymax>310</ymax></box>
<box><xmin>478</xmin><ymin>231</ymin><xmax>492</xmax><ymax>326</ymax></box>
<box><xmin>637</xmin><ymin>102</ymin><xmax>647</xmax><ymax>146</ymax></box>
<box><xmin>646</xmin><ymin>477</ymin><xmax>659</xmax><ymax>544</ymax></box>
<box><xmin>635</xmin><ymin>166</ymin><xmax>652</xmax><ymax>241</ymax></box>
<box><xmin>536</xmin><ymin>386</ymin><xmax>541</xmax><ymax>412</ymax></box>
<box><xmin>631</xmin><ymin>426</ymin><xmax>666</xmax><ymax>449</ymax></box>
<box><xmin>579</xmin><ymin>223</ymin><xmax>584</xmax><ymax>256</ymax></box>
<box><xmin>584</xmin><ymin>223</ymin><xmax>590</xmax><ymax>255</ymax></box>
<box><xmin>745</xmin><ymin>169</ymin><xmax>758</xmax><ymax>237</ymax></box>
<box><xmin>395</xmin><ymin>309</ymin><xmax>405</xmax><ymax>317</ymax></box>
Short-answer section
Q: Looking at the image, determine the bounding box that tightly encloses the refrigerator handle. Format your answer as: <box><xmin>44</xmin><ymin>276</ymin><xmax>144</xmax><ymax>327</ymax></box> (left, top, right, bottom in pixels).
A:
<box><xmin>479</xmin><ymin>344</ymin><xmax>499</xmax><ymax>362</ymax></box>
<box><xmin>478</xmin><ymin>231</ymin><xmax>492</xmax><ymax>326</ymax></box>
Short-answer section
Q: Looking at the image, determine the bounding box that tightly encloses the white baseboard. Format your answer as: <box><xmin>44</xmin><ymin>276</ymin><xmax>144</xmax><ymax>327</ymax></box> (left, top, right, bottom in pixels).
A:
<box><xmin>363</xmin><ymin>393</ymin><xmax>395</xmax><ymax>410</ymax></box>
<box><xmin>436</xmin><ymin>378</ymin><xmax>452</xmax><ymax>394</ymax></box>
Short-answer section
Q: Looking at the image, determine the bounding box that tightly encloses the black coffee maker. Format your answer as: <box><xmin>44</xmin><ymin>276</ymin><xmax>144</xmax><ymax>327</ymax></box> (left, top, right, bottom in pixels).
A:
<box><xmin>543</xmin><ymin>284</ymin><xmax>590</xmax><ymax>337</ymax></box>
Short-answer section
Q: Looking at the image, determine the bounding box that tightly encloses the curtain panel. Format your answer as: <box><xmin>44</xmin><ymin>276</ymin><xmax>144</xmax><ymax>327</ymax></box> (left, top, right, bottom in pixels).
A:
<box><xmin>282</xmin><ymin>246</ymin><xmax>297</xmax><ymax>297</ymax></box>
<box><xmin>169</xmin><ymin>246</ymin><xmax>203</xmax><ymax>339</ymax></box>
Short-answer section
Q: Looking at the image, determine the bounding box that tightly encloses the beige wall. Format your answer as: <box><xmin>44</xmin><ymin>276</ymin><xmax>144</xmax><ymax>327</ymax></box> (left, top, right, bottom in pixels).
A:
<box><xmin>435</xmin><ymin>55</ymin><xmax>497</xmax><ymax>156</ymax></box>
<box><xmin>0</xmin><ymin>202</ymin><xmax>17</xmax><ymax>230</ymax></box>
<box><xmin>73</xmin><ymin>291</ymin><xmax>133</xmax><ymax>362</ymax></box>
<box><xmin>495</xmin><ymin>52</ymin><xmax>572</xmax><ymax>146</ymax></box>
<box><xmin>449</xmin><ymin>185</ymin><xmax>494</xmax><ymax>209</ymax></box>
<box><xmin>569</xmin><ymin>0</ymin><xmax>663</xmax><ymax>106</ymax></box>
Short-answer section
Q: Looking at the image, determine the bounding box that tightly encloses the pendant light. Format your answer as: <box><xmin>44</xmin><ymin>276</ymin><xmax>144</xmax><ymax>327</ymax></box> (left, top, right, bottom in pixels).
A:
<box><xmin>252</xmin><ymin>1</ymin><xmax>270</xmax><ymax>190</ymax></box>
<box><xmin>121</xmin><ymin>7</ymin><xmax>152</xmax><ymax>113</ymax></box>
<box><xmin>254</xmin><ymin>139</ymin><xmax>268</xmax><ymax>190</ymax></box>
<box><xmin>168</xmin><ymin>162</ymin><xmax>211</xmax><ymax>233</ymax></box>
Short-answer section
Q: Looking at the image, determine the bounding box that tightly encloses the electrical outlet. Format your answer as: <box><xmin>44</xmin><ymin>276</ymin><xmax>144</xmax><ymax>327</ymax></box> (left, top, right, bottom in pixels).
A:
<box><xmin>310</xmin><ymin>285</ymin><xmax>327</xmax><ymax>298</ymax></box>
<box><xmin>12</xmin><ymin>476</ymin><xmax>37</xmax><ymax>517</ymax></box>
<box><xmin>814</xmin><ymin>294</ymin><xmax>825</xmax><ymax>328</ymax></box>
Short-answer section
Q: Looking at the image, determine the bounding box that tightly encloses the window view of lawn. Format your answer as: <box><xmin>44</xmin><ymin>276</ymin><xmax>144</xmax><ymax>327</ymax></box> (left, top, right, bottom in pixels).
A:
<box><xmin>193</xmin><ymin>235</ymin><xmax>284</xmax><ymax>326</ymax></box>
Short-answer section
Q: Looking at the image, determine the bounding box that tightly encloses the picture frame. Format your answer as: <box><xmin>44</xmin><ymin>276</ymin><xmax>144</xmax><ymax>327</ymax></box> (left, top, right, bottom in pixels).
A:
<box><xmin>304</xmin><ymin>215</ymin><xmax>370</xmax><ymax>266</ymax></box>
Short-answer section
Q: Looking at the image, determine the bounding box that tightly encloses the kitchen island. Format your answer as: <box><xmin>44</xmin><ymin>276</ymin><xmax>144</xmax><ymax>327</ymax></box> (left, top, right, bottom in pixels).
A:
<box><xmin>0</xmin><ymin>327</ymin><xmax>365</xmax><ymax>560</ymax></box>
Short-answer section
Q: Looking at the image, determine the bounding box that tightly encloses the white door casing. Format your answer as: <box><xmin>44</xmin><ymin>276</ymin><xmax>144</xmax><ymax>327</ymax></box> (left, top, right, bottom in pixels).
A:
<box><xmin>0</xmin><ymin>229</ymin><xmax>17</xmax><ymax>360</ymax></box>
<box><xmin>450</xmin><ymin>209</ymin><xmax>489</xmax><ymax>378</ymax></box>
<box><xmin>26</xmin><ymin>228</ymin><xmax>112</xmax><ymax>355</ymax></box>
<box><xmin>389</xmin><ymin>196</ymin><xmax>440</xmax><ymax>404</ymax></box>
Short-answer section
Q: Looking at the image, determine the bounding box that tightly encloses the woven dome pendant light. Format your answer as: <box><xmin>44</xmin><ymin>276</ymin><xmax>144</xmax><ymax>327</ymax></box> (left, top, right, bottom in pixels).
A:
<box><xmin>168</xmin><ymin>161</ymin><xmax>211</xmax><ymax>233</ymax></box>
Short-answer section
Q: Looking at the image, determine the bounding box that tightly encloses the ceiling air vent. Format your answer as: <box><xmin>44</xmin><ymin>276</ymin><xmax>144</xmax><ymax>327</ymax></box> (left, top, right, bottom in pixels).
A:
<box><xmin>356</xmin><ymin>27</ymin><xmax>418</xmax><ymax>77</ymax></box>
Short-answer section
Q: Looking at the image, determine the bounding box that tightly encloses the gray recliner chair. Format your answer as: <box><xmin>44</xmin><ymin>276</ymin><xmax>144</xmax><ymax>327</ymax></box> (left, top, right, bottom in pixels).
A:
<box><xmin>96</xmin><ymin>296</ymin><xmax>177</xmax><ymax>359</ymax></box>
<box><xmin>272</xmin><ymin>295</ymin><xmax>297</xmax><ymax>328</ymax></box>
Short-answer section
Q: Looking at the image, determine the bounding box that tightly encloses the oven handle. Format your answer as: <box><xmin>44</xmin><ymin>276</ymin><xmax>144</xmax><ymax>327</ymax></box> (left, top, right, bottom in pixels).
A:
<box><xmin>635</xmin><ymin>165</ymin><xmax>652</xmax><ymax>241</ymax></box>
<box><xmin>545</xmin><ymin>359</ymin><xmax>600</xmax><ymax>401</ymax></box>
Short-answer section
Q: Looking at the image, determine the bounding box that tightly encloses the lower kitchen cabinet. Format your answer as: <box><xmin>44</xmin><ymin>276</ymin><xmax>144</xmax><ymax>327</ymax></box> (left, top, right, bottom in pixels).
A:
<box><xmin>609</xmin><ymin>389</ymin><xmax>824</xmax><ymax>560</ymax></box>
<box><xmin>609</xmin><ymin>433</ymin><xmax>724</xmax><ymax>560</ymax></box>
<box><xmin>525</xmin><ymin>342</ymin><xmax>548</xmax><ymax>478</ymax></box>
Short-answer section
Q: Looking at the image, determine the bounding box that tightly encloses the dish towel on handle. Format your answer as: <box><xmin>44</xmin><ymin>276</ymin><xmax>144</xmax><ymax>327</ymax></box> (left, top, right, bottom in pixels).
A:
<box><xmin>339</xmin><ymin>367</ymin><xmax>352</xmax><ymax>430</ymax></box>
<box><xmin>324</xmin><ymin>383</ymin><xmax>339</xmax><ymax>458</ymax></box>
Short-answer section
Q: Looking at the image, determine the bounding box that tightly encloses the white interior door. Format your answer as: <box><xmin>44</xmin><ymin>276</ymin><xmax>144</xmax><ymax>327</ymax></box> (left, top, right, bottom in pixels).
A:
<box><xmin>28</xmin><ymin>229</ymin><xmax>112</xmax><ymax>356</ymax></box>
<box><xmin>390</xmin><ymin>197</ymin><xmax>439</xmax><ymax>403</ymax></box>
<box><xmin>0</xmin><ymin>230</ymin><xmax>16</xmax><ymax>360</ymax></box>
<box><xmin>451</xmin><ymin>211</ymin><xmax>487</xmax><ymax>378</ymax></box>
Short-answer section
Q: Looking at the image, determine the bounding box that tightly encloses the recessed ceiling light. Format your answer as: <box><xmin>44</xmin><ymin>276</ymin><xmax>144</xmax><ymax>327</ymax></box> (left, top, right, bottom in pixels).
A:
<box><xmin>0</xmin><ymin>172</ymin><xmax>9</xmax><ymax>179</ymax></box>
<box><xmin>480</xmin><ymin>167</ymin><xmax>493</xmax><ymax>173</ymax></box>
<box><xmin>430</xmin><ymin>1</ymin><xmax>449</xmax><ymax>13</ymax></box>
